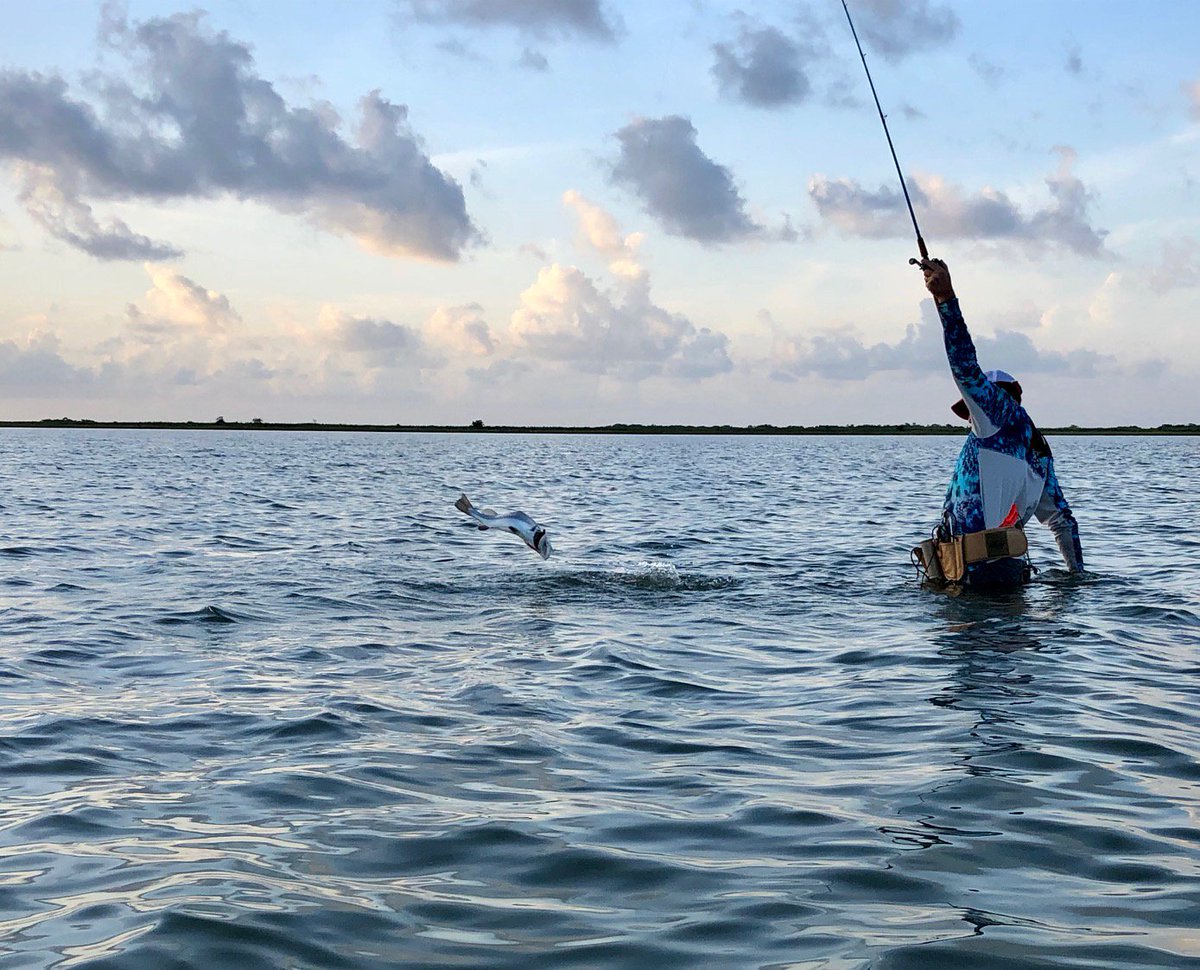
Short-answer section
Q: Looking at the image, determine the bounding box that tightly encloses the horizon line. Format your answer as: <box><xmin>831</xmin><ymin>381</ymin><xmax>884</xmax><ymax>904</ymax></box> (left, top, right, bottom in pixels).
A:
<box><xmin>2</xmin><ymin>419</ymin><xmax>1197</xmax><ymax>437</ymax></box>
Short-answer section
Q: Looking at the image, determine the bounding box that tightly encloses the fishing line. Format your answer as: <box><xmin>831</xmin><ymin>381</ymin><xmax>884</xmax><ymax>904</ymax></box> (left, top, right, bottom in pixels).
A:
<box><xmin>840</xmin><ymin>0</ymin><xmax>928</xmax><ymax>268</ymax></box>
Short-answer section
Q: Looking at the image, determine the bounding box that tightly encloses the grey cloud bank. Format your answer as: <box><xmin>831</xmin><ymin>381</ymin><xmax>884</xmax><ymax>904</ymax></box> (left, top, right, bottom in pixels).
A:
<box><xmin>772</xmin><ymin>302</ymin><xmax>1111</xmax><ymax>384</ymax></box>
<box><xmin>711</xmin><ymin>26</ymin><xmax>811</xmax><ymax>109</ymax></box>
<box><xmin>331</xmin><ymin>315</ymin><xmax>422</xmax><ymax>362</ymax></box>
<box><xmin>853</xmin><ymin>0</ymin><xmax>959</xmax><ymax>63</ymax></box>
<box><xmin>397</xmin><ymin>0</ymin><xmax>621</xmax><ymax>42</ymax></box>
<box><xmin>16</xmin><ymin>169</ymin><xmax>183</xmax><ymax>261</ymax></box>
<box><xmin>708</xmin><ymin>0</ymin><xmax>959</xmax><ymax>112</ymax></box>
<box><xmin>0</xmin><ymin>10</ymin><xmax>477</xmax><ymax>261</ymax></box>
<box><xmin>0</xmin><ymin>333</ymin><xmax>101</xmax><ymax>395</ymax></box>
<box><xmin>610</xmin><ymin>116</ymin><xmax>765</xmax><ymax>244</ymax></box>
<box><xmin>809</xmin><ymin>149</ymin><xmax>1108</xmax><ymax>257</ymax></box>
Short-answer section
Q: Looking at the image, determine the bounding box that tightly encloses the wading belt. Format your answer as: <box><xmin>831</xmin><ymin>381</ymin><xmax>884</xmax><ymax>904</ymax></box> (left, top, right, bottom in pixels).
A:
<box><xmin>913</xmin><ymin>526</ymin><xmax>1028</xmax><ymax>583</ymax></box>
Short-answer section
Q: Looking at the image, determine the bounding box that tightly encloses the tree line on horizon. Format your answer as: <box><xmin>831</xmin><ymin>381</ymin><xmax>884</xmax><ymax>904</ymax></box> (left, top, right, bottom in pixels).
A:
<box><xmin>4</xmin><ymin>418</ymin><xmax>1198</xmax><ymax>436</ymax></box>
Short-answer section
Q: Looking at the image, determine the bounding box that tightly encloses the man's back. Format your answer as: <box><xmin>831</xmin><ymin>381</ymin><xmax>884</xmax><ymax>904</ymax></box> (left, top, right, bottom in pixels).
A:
<box><xmin>924</xmin><ymin>258</ymin><xmax>1085</xmax><ymax>577</ymax></box>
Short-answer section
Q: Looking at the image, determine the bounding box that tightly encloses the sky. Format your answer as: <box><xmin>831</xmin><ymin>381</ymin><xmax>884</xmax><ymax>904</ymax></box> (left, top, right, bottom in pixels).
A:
<box><xmin>0</xmin><ymin>0</ymin><xmax>1197</xmax><ymax>426</ymax></box>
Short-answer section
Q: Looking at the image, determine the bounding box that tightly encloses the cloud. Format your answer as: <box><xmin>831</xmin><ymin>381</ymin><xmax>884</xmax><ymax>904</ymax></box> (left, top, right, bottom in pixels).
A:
<box><xmin>509</xmin><ymin>263</ymin><xmax>641</xmax><ymax>366</ymax></box>
<box><xmin>464</xmin><ymin>358</ymin><xmax>531</xmax><ymax>385</ymax></box>
<box><xmin>770</xmin><ymin>301</ymin><xmax>1111</xmax><ymax>383</ymax></box>
<box><xmin>112</xmin><ymin>267</ymin><xmax>443</xmax><ymax>395</ymax></box>
<box><xmin>425</xmin><ymin>303</ymin><xmax>496</xmax><ymax>355</ymax></box>
<box><xmin>668</xmin><ymin>327</ymin><xmax>735</xmax><ymax>380</ymax></box>
<box><xmin>510</xmin><ymin>264</ymin><xmax>731</xmax><ymax>380</ymax></box>
<box><xmin>396</xmin><ymin>0</ymin><xmax>621</xmax><ymax>43</ymax></box>
<box><xmin>609</xmin><ymin>115</ymin><xmax>767</xmax><ymax>244</ymax></box>
<box><xmin>711</xmin><ymin>26</ymin><xmax>811</xmax><ymax>108</ymax></box>
<box><xmin>704</xmin><ymin>5</ymin><xmax>953</xmax><ymax>111</ymax></box>
<box><xmin>318</xmin><ymin>307</ymin><xmax>425</xmax><ymax>368</ymax></box>
<box><xmin>1146</xmin><ymin>237</ymin><xmax>1200</xmax><ymax>293</ymax></box>
<box><xmin>0</xmin><ymin>267</ymin><xmax>500</xmax><ymax>412</ymax></box>
<box><xmin>562</xmin><ymin>188</ymin><xmax>643</xmax><ymax>279</ymax></box>
<box><xmin>0</xmin><ymin>331</ymin><xmax>101</xmax><ymax>394</ymax></box>
<box><xmin>508</xmin><ymin>192</ymin><xmax>733</xmax><ymax>380</ymax></box>
<box><xmin>808</xmin><ymin>148</ymin><xmax>1108</xmax><ymax>256</ymax></box>
<box><xmin>16</xmin><ymin>165</ymin><xmax>181</xmax><ymax>260</ymax></box>
<box><xmin>434</xmin><ymin>37</ymin><xmax>486</xmax><ymax>62</ymax></box>
<box><xmin>102</xmin><ymin>265</ymin><xmax>254</xmax><ymax>390</ymax></box>
<box><xmin>126</xmin><ymin>264</ymin><xmax>241</xmax><ymax>339</ymax></box>
<box><xmin>0</xmin><ymin>9</ymin><xmax>478</xmax><ymax>261</ymax></box>
<box><xmin>968</xmin><ymin>53</ymin><xmax>1004</xmax><ymax>86</ymax></box>
<box><xmin>517</xmin><ymin>48</ymin><xmax>549</xmax><ymax>71</ymax></box>
<box><xmin>853</xmin><ymin>0</ymin><xmax>959</xmax><ymax>62</ymax></box>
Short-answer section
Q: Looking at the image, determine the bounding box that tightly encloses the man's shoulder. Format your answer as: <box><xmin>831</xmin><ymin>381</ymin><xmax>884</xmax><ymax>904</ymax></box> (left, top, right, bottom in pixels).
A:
<box><xmin>978</xmin><ymin>407</ymin><xmax>1035</xmax><ymax>449</ymax></box>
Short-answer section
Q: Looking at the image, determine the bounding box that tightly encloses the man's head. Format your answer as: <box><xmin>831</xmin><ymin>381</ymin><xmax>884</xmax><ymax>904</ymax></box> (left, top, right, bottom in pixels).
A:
<box><xmin>952</xmin><ymin>369</ymin><xmax>1022</xmax><ymax>419</ymax></box>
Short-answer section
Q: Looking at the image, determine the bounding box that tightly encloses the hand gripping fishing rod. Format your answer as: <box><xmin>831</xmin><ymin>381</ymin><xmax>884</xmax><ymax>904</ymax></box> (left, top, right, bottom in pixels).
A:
<box><xmin>841</xmin><ymin>0</ymin><xmax>928</xmax><ymax>268</ymax></box>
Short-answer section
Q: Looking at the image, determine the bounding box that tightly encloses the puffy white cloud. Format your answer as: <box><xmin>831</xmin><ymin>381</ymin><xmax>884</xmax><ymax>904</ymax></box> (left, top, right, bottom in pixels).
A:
<box><xmin>126</xmin><ymin>264</ymin><xmax>241</xmax><ymax>338</ymax></box>
<box><xmin>809</xmin><ymin>148</ymin><xmax>1108</xmax><ymax>256</ymax></box>
<box><xmin>425</xmin><ymin>303</ymin><xmax>496</xmax><ymax>356</ymax></box>
<box><xmin>510</xmin><ymin>263</ymin><xmax>729</xmax><ymax>380</ymax></box>
<box><xmin>0</xmin><ymin>9</ymin><xmax>478</xmax><ymax>261</ymax></box>
<box><xmin>100</xmin><ymin>266</ymin><xmax>253</xmax><ymax>392</ymax></box>
<box><xmin>562</xmin><ymin>188</ymin><xmax>643</xmax><ymax>279</ymax></box>
<box><xmin>508</xmin><ymin>192</ymin><xmax>733</xmax><ymax>380</ymax></box>
<box><xmin>65</xmin><ymin>266</ymin><xmax>442</xmax><ymax>405</ymax></box>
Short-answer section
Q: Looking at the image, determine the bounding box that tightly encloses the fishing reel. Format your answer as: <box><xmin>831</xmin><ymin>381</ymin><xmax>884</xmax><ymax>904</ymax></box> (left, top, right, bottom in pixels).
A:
<box><xmin>909</xmin><ymin>239</ymin><xmax>930</xmax><ymax>270</ymax></box>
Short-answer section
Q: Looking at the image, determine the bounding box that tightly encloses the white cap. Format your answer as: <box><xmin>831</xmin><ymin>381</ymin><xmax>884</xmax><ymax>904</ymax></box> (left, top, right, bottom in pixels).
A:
<box><xmin>952</xmin><ymin>369</ymin><xmax>1020</xmax><ymax>418</ymax></box>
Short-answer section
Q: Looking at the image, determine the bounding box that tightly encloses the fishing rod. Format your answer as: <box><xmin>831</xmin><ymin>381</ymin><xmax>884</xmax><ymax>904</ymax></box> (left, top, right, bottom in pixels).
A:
<box><xmin>840</xmin><ymin>0</ymin><xmax>928</xmax><ymax>268</ymax></box>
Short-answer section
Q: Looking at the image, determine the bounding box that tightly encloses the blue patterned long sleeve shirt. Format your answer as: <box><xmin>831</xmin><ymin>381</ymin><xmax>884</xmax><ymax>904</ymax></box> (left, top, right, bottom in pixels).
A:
<box><xmin>938</xmin><ymin>298</ymin><xmax>1084</xmax><ymax>572</ymax></box>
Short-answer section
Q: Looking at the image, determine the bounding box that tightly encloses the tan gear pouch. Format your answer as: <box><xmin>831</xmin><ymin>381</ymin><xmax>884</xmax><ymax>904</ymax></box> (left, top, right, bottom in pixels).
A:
<box><xmin>962</xmin><ymin>527</ymin><xmax>1028</xmax><ymax>563</ymax></box>
<box><xmin>936</xmin><ymin>537</ymin><xmax>966</xmax><ymax>582</ymax></box>
<box><xmin>914</xmin><ymin>539</ymin><xmax>945</xmax><ymax>581</ymax></box>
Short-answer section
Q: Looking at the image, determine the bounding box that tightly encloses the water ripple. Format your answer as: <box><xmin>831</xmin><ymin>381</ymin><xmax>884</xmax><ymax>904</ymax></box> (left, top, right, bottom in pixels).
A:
<box><xmin>0</xmin><ymin>430</ymin><xmax>1197</xmax><ymax>968</ymax></box>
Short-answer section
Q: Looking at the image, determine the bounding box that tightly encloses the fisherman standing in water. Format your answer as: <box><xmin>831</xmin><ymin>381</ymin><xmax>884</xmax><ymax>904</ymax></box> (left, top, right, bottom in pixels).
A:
<box><xmin>919</xmin><ymin>257</ymin><xmax>1085</xmax><ymax>589</ymax></box>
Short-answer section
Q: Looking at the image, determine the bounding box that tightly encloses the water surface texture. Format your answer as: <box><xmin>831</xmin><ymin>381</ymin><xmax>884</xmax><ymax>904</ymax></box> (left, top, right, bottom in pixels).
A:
<box><xmin>1</xmin><ymin>430</ymin><xmax>1198</xmax><ymax>969</ymax></box>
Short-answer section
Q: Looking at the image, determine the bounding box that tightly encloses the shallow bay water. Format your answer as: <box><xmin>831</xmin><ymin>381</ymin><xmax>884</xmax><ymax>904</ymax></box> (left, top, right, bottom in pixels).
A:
<box><xmin>1</xmin><ymin>429</ymin><xmax>1198</xmax><ymax>969</ymax></box>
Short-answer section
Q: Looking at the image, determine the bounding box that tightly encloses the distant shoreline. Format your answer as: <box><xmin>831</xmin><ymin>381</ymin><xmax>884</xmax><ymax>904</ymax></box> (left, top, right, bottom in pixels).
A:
<box><xmin>2</xmin><ymin>419</ymin><xmax>1197</xmax><ymax>436</ymax></box>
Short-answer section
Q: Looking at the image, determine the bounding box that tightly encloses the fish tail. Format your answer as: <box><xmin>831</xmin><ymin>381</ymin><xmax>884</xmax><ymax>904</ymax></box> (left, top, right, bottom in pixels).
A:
<box><xmin>454</xmin><ymin>493</ymin><xmax>473</xmax><ymax>515</ymax></box>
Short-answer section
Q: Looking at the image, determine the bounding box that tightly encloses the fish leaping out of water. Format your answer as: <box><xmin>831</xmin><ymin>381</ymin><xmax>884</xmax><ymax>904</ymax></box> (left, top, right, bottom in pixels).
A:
<box><xmin>455</xmin><ymin>494</ymin><xmax>552</xmax><ymax>560</ymax></box>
